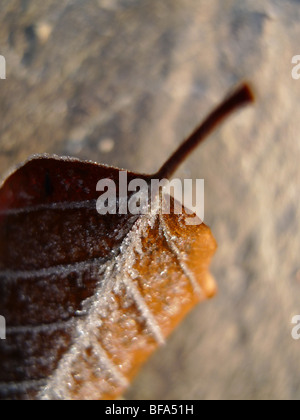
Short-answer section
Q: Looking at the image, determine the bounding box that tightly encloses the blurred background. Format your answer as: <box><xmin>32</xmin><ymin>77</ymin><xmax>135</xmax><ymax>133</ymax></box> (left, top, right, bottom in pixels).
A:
<box><xmin>0</xmin><ymin>0</ymin><xmax>299</xmax><ymax>400</ymax></box>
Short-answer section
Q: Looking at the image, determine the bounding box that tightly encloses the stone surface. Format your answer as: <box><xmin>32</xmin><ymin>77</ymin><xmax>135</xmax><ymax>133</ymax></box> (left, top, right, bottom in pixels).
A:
<box><xmin>0</xmin><ymin>0</ymin><xmax>300</xmax><ymax>400</ymax></box>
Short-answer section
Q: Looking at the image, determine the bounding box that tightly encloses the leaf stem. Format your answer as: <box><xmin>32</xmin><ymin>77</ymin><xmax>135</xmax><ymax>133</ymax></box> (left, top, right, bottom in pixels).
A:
<box><xmin>155</xmin><ymin>83</ymin><xmax>255</xmax><ymax>180</ymax></box>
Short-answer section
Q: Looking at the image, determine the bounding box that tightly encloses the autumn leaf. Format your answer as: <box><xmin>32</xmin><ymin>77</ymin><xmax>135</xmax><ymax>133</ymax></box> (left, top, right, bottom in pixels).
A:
<box><xmin>0</xmin><ymin>83</ymin><xmax>254</xmax><ymax>400</ymax></box>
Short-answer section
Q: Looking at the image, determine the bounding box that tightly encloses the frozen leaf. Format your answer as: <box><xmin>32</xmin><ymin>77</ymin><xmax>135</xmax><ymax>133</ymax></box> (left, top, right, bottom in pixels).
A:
<box><xmin>0</xmin><ymin>84</ymin><xmax>254</xmax><ymax>400</ymax></box>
